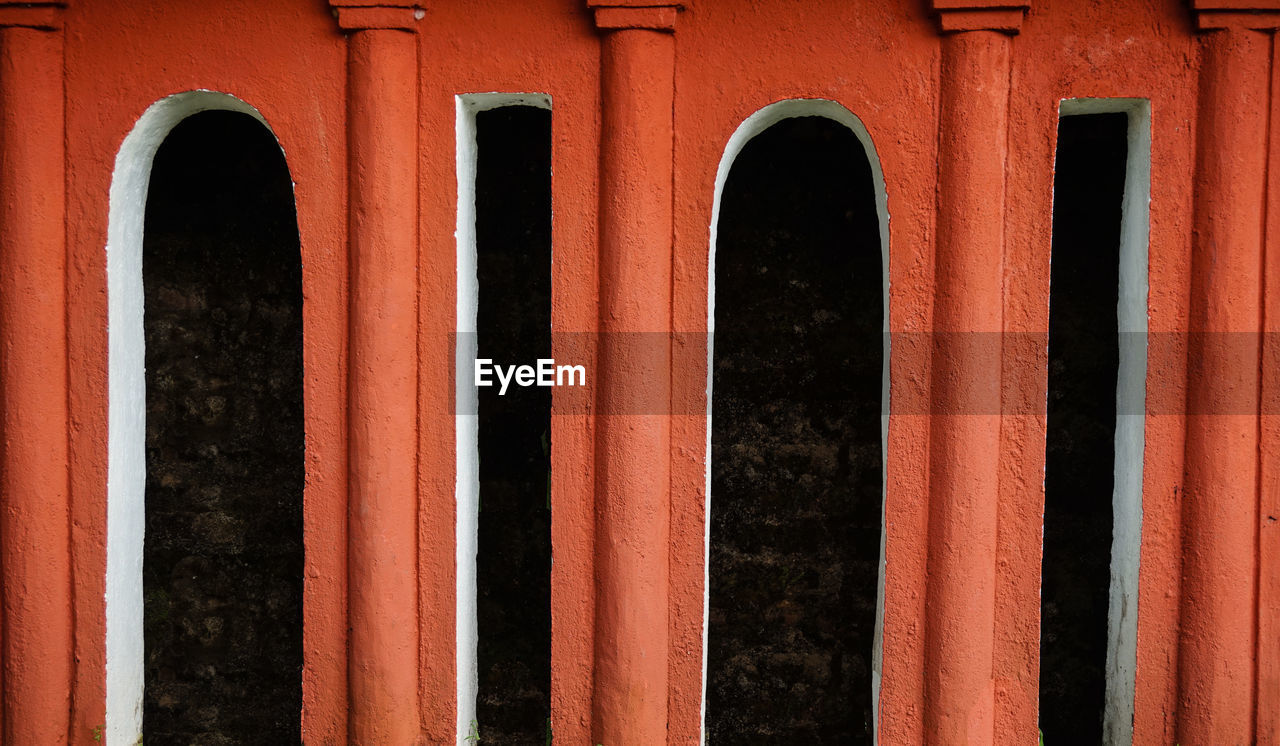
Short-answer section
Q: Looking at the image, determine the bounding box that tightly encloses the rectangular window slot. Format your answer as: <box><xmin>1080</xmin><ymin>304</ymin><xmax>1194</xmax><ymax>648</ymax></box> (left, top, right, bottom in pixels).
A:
<box><xmin>1041</xmin><ymin>101</ymin><xmax>1150</xmax><ymax>746</ymax></box>
<box><xmin>456</xmin><ymin>96</ymin><xmax>553</xmax><ymax>745</ymax></box>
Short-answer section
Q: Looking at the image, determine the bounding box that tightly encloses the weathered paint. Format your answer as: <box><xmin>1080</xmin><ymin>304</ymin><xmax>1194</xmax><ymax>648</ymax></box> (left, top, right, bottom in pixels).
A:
<box><xmin>0</xmin><ymin>0</ymin><xmax>1274</xmax><ymax>743</ymax></box>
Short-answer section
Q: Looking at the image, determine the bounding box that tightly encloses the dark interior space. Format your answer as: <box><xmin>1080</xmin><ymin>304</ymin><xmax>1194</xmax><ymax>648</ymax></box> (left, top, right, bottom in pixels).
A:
<box><xmin>474</xmin><ymin>105</ymin><xmax>553</xmax><ymax>744</ymax></box>
<box><xmin>142</xmin><ymin>110</ymin><xmax>304</xmax><ymax>744</ymax></box>
<box><xmin>707</xmin><ymin>116</ymin><xmax>883</xmax><ymax>744</ymax></box>
<box><xmin>1039</xmin><ymin>112</ymin><xmax>1128</xmax><ymax>743</ymax></box>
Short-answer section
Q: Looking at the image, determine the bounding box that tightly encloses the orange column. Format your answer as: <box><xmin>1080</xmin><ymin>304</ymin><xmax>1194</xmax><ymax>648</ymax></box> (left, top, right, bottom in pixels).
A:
<box><xmin>587</xmin><ymin>2</ymin><xmax>679</xmax><ymax>743</ymax></box>
<box><xmin>925</xmin><ymin>3</ymin><xmax>1024</xmax><ymax>742</ymax></box>
<box><xmin>1263</xmin><ymin>17</ymin><xmax>1280</xmax><ymax>746</ymax></box>
<box><xmin>1179</xmin><ymin>6</ymin><xmax>1274</xmax><ymax>743</ymax></box>
<box><xmin>330</xmin><ymin>3</ymin><xmax>421</xmax><ymax>742</ymax></box>
<box><xmin>0</xmin><ymin>3</ymin><xmax>70</xmax><ymax>743</ymax></box>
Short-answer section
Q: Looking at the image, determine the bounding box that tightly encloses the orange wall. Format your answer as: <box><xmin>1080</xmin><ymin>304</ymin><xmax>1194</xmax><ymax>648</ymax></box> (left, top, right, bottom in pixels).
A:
<box><xmin>0</xmin><ymin>0</ymin><xmax>1273</xmax><ymax>743</ymax></box>
<box><xmin>63</xmin><ymin>0</ymin><xmax>349</xmax><ymax>740</ymax></box>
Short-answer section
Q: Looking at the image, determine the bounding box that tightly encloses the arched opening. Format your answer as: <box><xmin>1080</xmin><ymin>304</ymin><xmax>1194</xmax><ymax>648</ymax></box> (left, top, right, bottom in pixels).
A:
<box><xmin>705</xmin><ymin>102</ymin><xmax>889</xmax><ymax>743</ymax></box>
<box><xmin>141</xmin><ymin>109</ymin><xmax>303</xmax><ymax>741</ymax></box>
<box><xmin>106</xmin><ymin>94</ymin><xmax>303</xmax><ymax>744</ymax></box>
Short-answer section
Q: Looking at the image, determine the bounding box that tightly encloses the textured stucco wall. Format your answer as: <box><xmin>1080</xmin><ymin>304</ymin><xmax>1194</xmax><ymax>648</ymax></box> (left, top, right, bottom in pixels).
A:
<box><xmin>0</xmin><ymin>0</ymin><xmax>1263</xmax><ymax>743</ymax></box>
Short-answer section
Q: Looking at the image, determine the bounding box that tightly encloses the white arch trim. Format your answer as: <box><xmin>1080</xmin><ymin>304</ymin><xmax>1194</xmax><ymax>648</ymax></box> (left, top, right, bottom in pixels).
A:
<box><xmin>702</xmin><ymin>98</ymin><xmax>891</xmax><ymax>744</ymax></box>
<box><xmin>106</xmin><ymin>90</ymin><xmax>278</xmax><ymax>746</ymax></box>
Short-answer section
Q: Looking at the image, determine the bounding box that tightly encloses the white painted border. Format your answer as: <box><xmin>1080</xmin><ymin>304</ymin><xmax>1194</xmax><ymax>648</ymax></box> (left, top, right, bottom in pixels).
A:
<box><xmin>106</xmin><ymin>91</ymin><xmax>280</xmax><ymax>746</ymax></box>
<box><xmin>454</xmin><ymin>92</ymin><xmax>552</xmax><ymax>746</ymax></box>
<box><xmin>702</xmin><ymin>99</ymin><xmax>891</xmax><ymax>744</ymax></box>
<box><xmin>1057</xmin><ymin>97</ymin><xmax>1151</xmax><ymax>746</ymax></box>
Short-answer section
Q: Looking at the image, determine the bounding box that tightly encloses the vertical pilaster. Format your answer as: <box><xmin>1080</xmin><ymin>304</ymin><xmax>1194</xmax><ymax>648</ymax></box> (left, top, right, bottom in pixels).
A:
<box><xmin>330</xmin><ymin>3</ymin><xmax>421</xmax><ymax>742</ymax></box>
<box><xmin>1263</xmin><ymin>25</ymin><xmax>1280</xmax><ymax>746</ymax></box>
<box><xmin>587</xmin><ymin>2</ymin><xmax>679</xmax><ymax>743</ymax></box>
<box><xmin>0</xmin><ymin>3</ymin><xmax>70</xmax><ymax>742</ymax></box>
<box><xmin>926</xmin><ymin>2</ymin><xmax>1024</xmax><ymax>742</ymax></box>
<box><xmin>1181</xmin><ymin>5</ymin><xmax>1275</xmax><ymax>743</ymax></box>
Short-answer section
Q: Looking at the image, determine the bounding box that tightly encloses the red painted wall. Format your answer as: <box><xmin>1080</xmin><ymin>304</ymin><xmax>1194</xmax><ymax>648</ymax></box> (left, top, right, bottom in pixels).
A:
<box><xmin>0</xmin><ymin>0</ymin><xmax>1275</xmax><ymax>743</ymax></box>
<box><xmin>61</xmin><ymin>1</ymin><xmax>350</xmax><ymax>740</ymax></box>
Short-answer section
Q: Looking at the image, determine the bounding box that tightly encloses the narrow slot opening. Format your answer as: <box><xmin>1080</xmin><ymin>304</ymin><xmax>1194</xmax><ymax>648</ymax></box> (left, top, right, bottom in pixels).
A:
<box><xmin>473</xmin><ymin>104</ymin><xmax>554</xmax><ymax>743</ymax></box>
<box><xmin>142</xmin><ymin>110</ymin><xmax>303</xmax><ymax>741</ymax></box>
<box><xmin>1040</xmin><ymin>111</ymin><xmax>1129</xmax><ymax>743</ymax></box>
<box><xmin>707</xmin><ymin>115</ymin><xmax>883</xmax><ymax>743</ymax></box>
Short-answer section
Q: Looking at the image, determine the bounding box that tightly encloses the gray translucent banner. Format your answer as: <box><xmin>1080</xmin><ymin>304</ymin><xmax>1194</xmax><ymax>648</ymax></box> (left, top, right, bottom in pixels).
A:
<box><xmin>447</xmin><ymin>332</ymin><xmax>1280</xmax><ymax>416</ymax></box>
